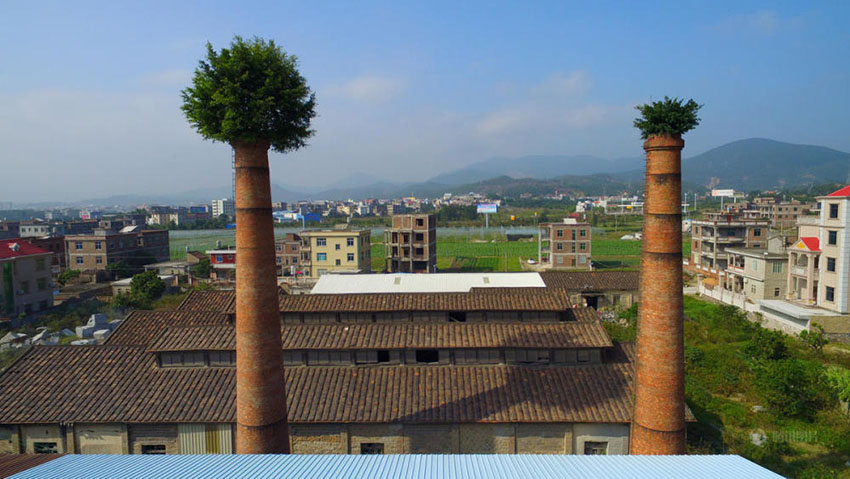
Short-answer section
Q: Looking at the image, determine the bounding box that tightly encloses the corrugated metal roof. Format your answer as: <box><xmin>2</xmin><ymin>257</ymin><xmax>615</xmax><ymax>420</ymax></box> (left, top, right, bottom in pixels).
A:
<box><xmin>9</xmin><ymin>454</ymin><xmax>782</xmax><ymax>479</ymax></box>
<box><xmin>311</xmin><ymin>272</ymin><xmax>546</xmax><ymax>294</ymax></box>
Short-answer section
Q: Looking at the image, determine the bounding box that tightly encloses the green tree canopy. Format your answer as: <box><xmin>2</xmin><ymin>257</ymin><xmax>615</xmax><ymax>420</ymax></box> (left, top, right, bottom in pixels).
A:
<box><xmin>181</xmin><ymin>36</ymin><xmax>317</xmax><ymax>152</ymax></box>
<box><xmin>130</xmin><ymin>271</ymin><xmax>166</xmax><ymax>300</ymax></box>
<box><xmin>633</xmin><ymin>96</ymin><xmax>702</xmax><ymax>139</ymax></box>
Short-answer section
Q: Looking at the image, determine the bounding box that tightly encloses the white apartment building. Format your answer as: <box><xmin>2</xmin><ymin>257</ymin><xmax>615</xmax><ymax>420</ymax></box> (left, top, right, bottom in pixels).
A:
<box><xmin>211</xmin><ymin>198</ymin><xmax>235</xmax><ymax>219</ymax></box>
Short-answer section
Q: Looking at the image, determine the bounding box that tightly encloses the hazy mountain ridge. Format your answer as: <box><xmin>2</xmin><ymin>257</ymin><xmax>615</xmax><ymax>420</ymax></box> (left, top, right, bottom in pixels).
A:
<box><xmin>48</xmin><ymin>138</ymin><xmax>850</xmax><ymax>207</ymax></box>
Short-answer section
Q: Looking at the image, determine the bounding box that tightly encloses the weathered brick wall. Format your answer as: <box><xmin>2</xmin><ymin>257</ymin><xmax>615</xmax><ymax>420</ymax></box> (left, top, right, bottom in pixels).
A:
<box><xmin>349</xmin><ymin>424</ymin><xmax>404</xmax><ymax>454</ymax></box>
<box><xmin>406</xmin><ymin>425</ymin><xmax>457</xmax><ymax>453</ymax></box>
<box><xmin>516</xmin><ymin>424</ymin><xmax>571</xmax><ymax>454</ymax></box>
<box><xmin>290</xmin><ymin>424</ymin><xmax>347</xmax><ymax>454</ymax></box>
<box><xmin>458</xmin><ymin>424</ymin><xmax>515</xmax><ymax>453</ymax></box>
<box><xmin>129</xmin><ymin>424</ymin><xmax>178</xmax><ymax>455</ymax></box>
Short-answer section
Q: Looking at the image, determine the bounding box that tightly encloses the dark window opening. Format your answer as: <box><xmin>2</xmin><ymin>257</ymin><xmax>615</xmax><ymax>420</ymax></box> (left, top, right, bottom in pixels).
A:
<box><xmin>142</xmin><ymin>444</ymin><xmax>166</xmax><ymax>455</ymax></box>
<box><xmin>448</xmin><ymin>311</ymin><xmax>467</xmax><ymax>322</ymax></box>
<box><xmin>34</xmin><ymin>442</ymin><xmax>58</xmax><ymax>454</ymax></box>
<box><xmin>377</xmin><ymin>350</ymin><xmax>390</xmax><ymax>363</ymax></box>
<box><xmin>361</xmin><ymin>442</ymin><xmax>384</xmax><ymax>454</ymax></box>
<box><xmin>415</xmin><ymin>349</ymin><xmax>440</xmax><ymax>363</ymax></box>
<box><xmin>416</xmin><ymin>218</ymin><xmax>424</xmax><ymax>227</ymax></box>
<box><xmin>584</xmin><ymin>441</ymin><xmax>608</xmax><ymax>455</ymax></box>
<box><xmin>830</xmin><ymin>203</ymin><xmax>839</xmax><ymax>219</ymax></box>
<box><xmin>828</xmin><ymin>231</ymin><xmax>838</xmax><ymax>245</ymax></box>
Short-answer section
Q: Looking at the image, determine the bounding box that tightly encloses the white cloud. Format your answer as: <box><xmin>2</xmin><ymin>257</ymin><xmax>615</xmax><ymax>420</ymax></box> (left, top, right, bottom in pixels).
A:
<box><xmin>324</xmin><ymin>75</ymin><xmax>407</xmax><ymax>104</ymax></box>
<box><xmin>138</xmin><ymin>69</ymin><xmax>193</xmax><ymax>88</ymax></box>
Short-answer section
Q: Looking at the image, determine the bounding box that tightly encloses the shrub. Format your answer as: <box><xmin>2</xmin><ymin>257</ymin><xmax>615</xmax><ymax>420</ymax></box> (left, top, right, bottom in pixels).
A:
<box><xmin>799</xmin><ymin>324</ymin><xmax>828</xmax><ymax>353</ymax></box>
<box><xmin>753</xmin><ymin>359</ymin><xmax>828</xmax><ymax>420</ymax></box>
<box><xmin>56</xmin><ymin>269</ymin><xmax>80</xmax><ymax>286</ymax></box>
<box><xmin>824</xmin><ymin>366</ymin><xmax>850</xmax><ymax>403</ymax></box>
<box><xmin>633</xmin><ymin>96</ymin><xmax>702</xmax><ymax>139</ymax></box>
<box><xmin>746</xmin><ymin>328</ymin><xmax>789</xmax><ymax>361</ymax></box>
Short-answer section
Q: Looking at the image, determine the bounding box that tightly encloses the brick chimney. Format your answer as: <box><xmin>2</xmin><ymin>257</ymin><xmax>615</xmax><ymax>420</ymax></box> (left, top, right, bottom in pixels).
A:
<box><xmin>233</xmin><ymin>139</ymin><xmax>290</xmax><ymax>453</ymax></box>
<box><xmin>630</xmin><ymin>134</ymin><xmax>686</xmax><ymax>454</ymax></box>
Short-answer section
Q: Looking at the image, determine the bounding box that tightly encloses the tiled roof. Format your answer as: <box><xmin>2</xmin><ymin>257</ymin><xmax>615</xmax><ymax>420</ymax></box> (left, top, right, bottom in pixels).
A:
<box><xmin>540</xmin><ymin>271</ymin><xmax>639</xmax><ymax>291</ymax></box>
<box><xmin>106</xmin><ymin>310</ymin><xmax>230</xmax><ymax>346</ymax></box>
<box><xmin>0</xmin><ymin>454</ymin><xmax>63</xmax><ymax>477</ymax></box>
<box><xmin>0</xmin><ymin>344</ymin><xmax>636</xmax><ymax>424</ymax></box>
<box><xmin>799</xmin><ymin>237</ymin><xmax>820</xmax><ymax>252</ymax></box>
<box><xmin>176</xmin><ymin>290</ymin><xmax>235</xmax><ymax>312</ymax></box>
<box><xmin>148</xmin><ymin>321</ymin><xmax>613</xmax><ymax>352</ymax></box>
<box><xmin>0</xmin><ymin>239</ymin><xmax>50</xmax><ymax>260</ymax></box>
<box><xmin>827</xmin><ymin>185</ymin><xmax>850</xmax><ymax>197</ymax></box>
<box><xmin>278</xmin><ymin>290</ymin><xmax>572</xmax><ymax>313</ymax></box>
<box><xmin>569</xmin><ymin>307</ymin><xmax>601</xmax><ymax>322</ymax></box>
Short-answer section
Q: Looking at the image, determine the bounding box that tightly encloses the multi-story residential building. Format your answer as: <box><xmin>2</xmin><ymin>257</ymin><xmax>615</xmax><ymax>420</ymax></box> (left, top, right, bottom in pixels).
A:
<box><xmin>274</xmin><ymin>233</ymin><xmax>301</xmax><ymax>276</ymax></box>
<box><xmin>205</xmin><ymin>247</ymin><xmax>236</xmax><ymax>281</ymax></box>
<box><xmin>211</xmin><ymin>198</ymin><xmax>235</xmax><ymax>219</ymax></box>
<box><xmin>538</xmin><ymin>219</ymin><xmax>592</xmax><ymax>270</ymax></box>
<box><xmin>690</xmin><ymin>213</ymin><xmax>771</xmax><ymax>275</ymax></box>
<box><xmin>18</xmin><ymin>220</ymin><xmax>50</xmax><ymax>238</ymax></box>
<box><xmin>24</xmin><ymin>236</ymin><xmax>66</xmax><ymax>275</ymax></box>
<box><xmin>754</xmin><ymin>197</ymin><xmax>818</xmax><ymax>230</ymax></box>
<box><xmin>64</xmin><ymin>228</ymin><xmax>169</xmax><ymax>273</ymax></box>
<box><xmin>0</xmin><ymin>239</ymin><xmax>54</xmax><ymax>317</ymax></box>
<box><xmin>0</xmin><ymin>286</ymin><xmax>641</xmax><ymax>456</ymax></box>
<box><xmin>786</xmin><ymin>185</ymin><xmax>850</xmax><ymax>313</ymax></box>
<box><xmin>299</xmin><ymin>225</ymin><xmax>371</xmax><ymax>278</ymax></box>
<box><xmin>719</xmin><ymin>235</ymin><xmax>788</xmax><ymax>302</ymax></box>
<box><xmin>0</xmin><ymin>222</ymin><xmax>20</xmax><ymax>240</ymax></box>
<box><xmin>384</xmin><ymin>214</ymin><xmax>437</xmax><ymax>273</ymax></box>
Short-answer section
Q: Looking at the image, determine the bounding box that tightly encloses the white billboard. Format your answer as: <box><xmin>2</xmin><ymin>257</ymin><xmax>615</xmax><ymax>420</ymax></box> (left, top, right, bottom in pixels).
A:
<box><xmin>711</xmin><ymin>189</ymin><xmax>735</xmax><ymax>197</ymax></box>
<box><xmin>477</xmin><ymin>203</ymin><xmax>498</xmax><ymax>214</ymax></box>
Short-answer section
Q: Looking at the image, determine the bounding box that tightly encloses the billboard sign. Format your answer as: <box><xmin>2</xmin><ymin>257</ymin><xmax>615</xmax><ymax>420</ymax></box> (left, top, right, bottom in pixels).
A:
<box><xmin>711</xmin><ymin>189</ymin><xmax>735</xmax><ymax>197</ymax></box>
<box><xmin>477</xmin><ymin>203</ymin><xmax>498</xmax><ymax>214</ymax></box>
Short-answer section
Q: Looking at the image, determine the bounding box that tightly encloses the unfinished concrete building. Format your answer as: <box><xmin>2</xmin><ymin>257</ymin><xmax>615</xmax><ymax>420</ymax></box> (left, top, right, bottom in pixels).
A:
<box><xmin>384</xmin><ymin>214</ymin><xmax>437</xmax><ymax>273</ymax></box>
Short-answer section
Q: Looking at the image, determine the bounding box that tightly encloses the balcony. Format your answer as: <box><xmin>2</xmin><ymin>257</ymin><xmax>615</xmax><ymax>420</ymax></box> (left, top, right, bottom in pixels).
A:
<box><xmin>791</xmin><ymin>265</ymin><xmax>810</xmax><ymax>277</ymax></box>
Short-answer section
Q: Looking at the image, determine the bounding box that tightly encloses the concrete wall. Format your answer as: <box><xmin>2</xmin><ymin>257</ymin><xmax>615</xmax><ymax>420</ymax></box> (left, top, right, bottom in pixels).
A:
<box><xmin>0</xmin><ymin>425</ymin><xmax>18</xmax><ymax>453</ymax></box>
<box><xmin>21</xmin><ymin>425</ymin><xmax>64</xmax><ymax>454</ymax></box>
<box><xmin>349</xmin><ymin>424</ymin><xmax>404</xmax><ymax>454</ymax></box>
<box><xmin>573</xmin><ymin>423</ymin><xmax>630</xmax><ymax>455</ymax></box>
<box><xmin>75</xmin><ymin>423</ymin><xmax>127</xmax><ymax>454</ymax></box>
<box><xmin>517</xmin><ymin>424</ymin><xmax>572</xmax><ymax>454</ymax></box>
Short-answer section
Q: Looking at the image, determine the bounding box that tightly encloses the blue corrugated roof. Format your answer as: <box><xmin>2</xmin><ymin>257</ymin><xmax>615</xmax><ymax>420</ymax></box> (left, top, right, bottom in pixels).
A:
<box><xmin>10</xmin><ymin>454</ymin><xmax>781</xmax><ymax>479</ymax></box>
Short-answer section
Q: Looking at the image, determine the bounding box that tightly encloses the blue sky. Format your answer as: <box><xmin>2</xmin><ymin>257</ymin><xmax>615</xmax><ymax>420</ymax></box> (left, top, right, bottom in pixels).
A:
<box><xmin>1</xmin><ymin>1</ymin><xmax>848</xmax><ymax>202</ymax></box>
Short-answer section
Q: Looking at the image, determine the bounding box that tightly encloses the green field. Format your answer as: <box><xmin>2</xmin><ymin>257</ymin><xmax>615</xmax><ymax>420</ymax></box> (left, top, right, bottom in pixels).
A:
<box><xmin>170</xmin><ymin>229</ymin><xmax>690</xmax><ymax>273</ymax></box>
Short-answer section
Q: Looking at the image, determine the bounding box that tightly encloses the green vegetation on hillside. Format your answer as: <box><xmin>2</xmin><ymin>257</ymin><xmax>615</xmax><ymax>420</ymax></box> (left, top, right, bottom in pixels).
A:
<box><xmin>606</xmin><ymin>297</ymin><xmax>850</xmax><ymax>478</ymax></box>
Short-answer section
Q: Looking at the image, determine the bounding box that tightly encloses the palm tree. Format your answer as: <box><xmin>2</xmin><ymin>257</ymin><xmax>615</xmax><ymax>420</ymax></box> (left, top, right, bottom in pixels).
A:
<box><xmin>182</xmin><ymin>36</ymin><xmax>316</xmax><ymax>454</ymax></box>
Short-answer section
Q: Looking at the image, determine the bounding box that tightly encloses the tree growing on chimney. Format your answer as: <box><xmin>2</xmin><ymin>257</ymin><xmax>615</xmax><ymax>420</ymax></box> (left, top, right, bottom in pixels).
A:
<box><xmin>181</xmin><ymin>36</ymin><xmax>316</xmax><ymax>454</ymax></box>
<box><xmin>630</xmin><ymin>97</ymin><xmax>700</xmax><ymax>455</ymax></box>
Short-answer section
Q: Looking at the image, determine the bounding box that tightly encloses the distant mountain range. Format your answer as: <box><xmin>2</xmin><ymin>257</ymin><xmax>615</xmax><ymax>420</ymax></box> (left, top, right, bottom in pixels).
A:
<box><xmin>64</xmin><ymin>138</ymin><xmax>850</xmax><ymax>207</ymax></box>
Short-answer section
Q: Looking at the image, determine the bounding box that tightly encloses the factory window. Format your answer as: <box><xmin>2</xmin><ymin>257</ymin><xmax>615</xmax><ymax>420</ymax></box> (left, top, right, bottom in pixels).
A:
<box><xmin>75</xmin><ymin>241</ymin><xmax>83</xmax><ymax>250</ymax></box>
<box><xmin>826</xmin><ymin>287</ymin><xmax>835</xmax><ymax>302</ymax></box>
<box><xmin>316</xmin><ymin>238</ymin><xmax>326</xmax><ymax>246</ymax></box>
<box><xmin>827</xmin><ymin>257</ymin><xmax>836</xmax><ymax>272</ymax></box>
<box><xmin>347</xmin><ymin>238</ymin><xmax>354</xmax><ymax>247</ymax></box>
<box><xmin>360</xmin><ymin>443</ymin><xmax>384</xmax><ymax>454</ymax></box>
<box><xmin>209</xmin><ymin>350</ymin><xmax>236</xmax><ymax>367</ymax></box>
<box><xmin>516</xmin><ymin>349</ymin><xmax>550</xmax><ymax>364</ymax></box>
<box><xmin>828</xmin><ymin>231</ymin><xmax>837</xmax><ymax>245</ymax></box>
<box><xmin>415</xmin><ymin>349</ymin><xmax>440</xmax><ymax>363</ymax></box>
<box><xmin>347</xmin><ymin>253</ymin><xmax>354</xmax><ymax>262</ymax></box>
<box><xmin>829</xmin><ymin>203</ymin><xmax>839</xmax><ymax>219</ymax></box>
<box><xmin>448</xmin><ymin>311</ymin><xmax>466</xmax><ymax>322</ymax></box>
<box><xmin>76</xmin><ymin>256</ymin><xmax>84</xmax><ymax>265</ymax></box>
<box><xmin>317</xmin><ymin>253</ymin><xmax>327</xmax><ymax>262</ymax></box>
<box><xmin>377</xmin><ymin>350</ymin><xmax>390</xmax><ymax>363</ymax></box>
<box><xmin>583</xmin><ymin>441</ymin><xmax>608</xmax><ymax>455</ymax></box>
<box><xmin>141</xmin><ymin>445</ymin><xmax>166</xmax><ymax>455</ymax></box>
<box><xmin>33</xmin><ymin>442</ymin><xmax>58</xmax><ymax>454</ymax></box>
<box><xmin>96</xmin><ymin>256</ymin><xmax>103</xmax><ymax>265</ymax></box>
<box><xmin>577</xmin><ymin>350</ymin><xmax>590</xmax><ymax>363</ymax></box>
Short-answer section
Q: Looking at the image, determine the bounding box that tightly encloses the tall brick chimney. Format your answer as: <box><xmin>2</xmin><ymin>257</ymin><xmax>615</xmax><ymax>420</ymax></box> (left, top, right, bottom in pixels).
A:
<box><xmin>233</xmin><ymin>139</ymin><xmax>290</xmax><ymax>453</ymax></box>
<box><xmin>630</xmin><ymin>134</ymin><xmax>686</xmax><ymax>454</ymax></box>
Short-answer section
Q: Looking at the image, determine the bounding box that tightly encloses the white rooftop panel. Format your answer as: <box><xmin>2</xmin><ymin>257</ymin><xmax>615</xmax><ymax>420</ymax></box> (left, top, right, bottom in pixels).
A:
<box><xmin>311</xmin><ymin>272</ymin><xmax>546</xmax><ymax>294</ymax></box>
